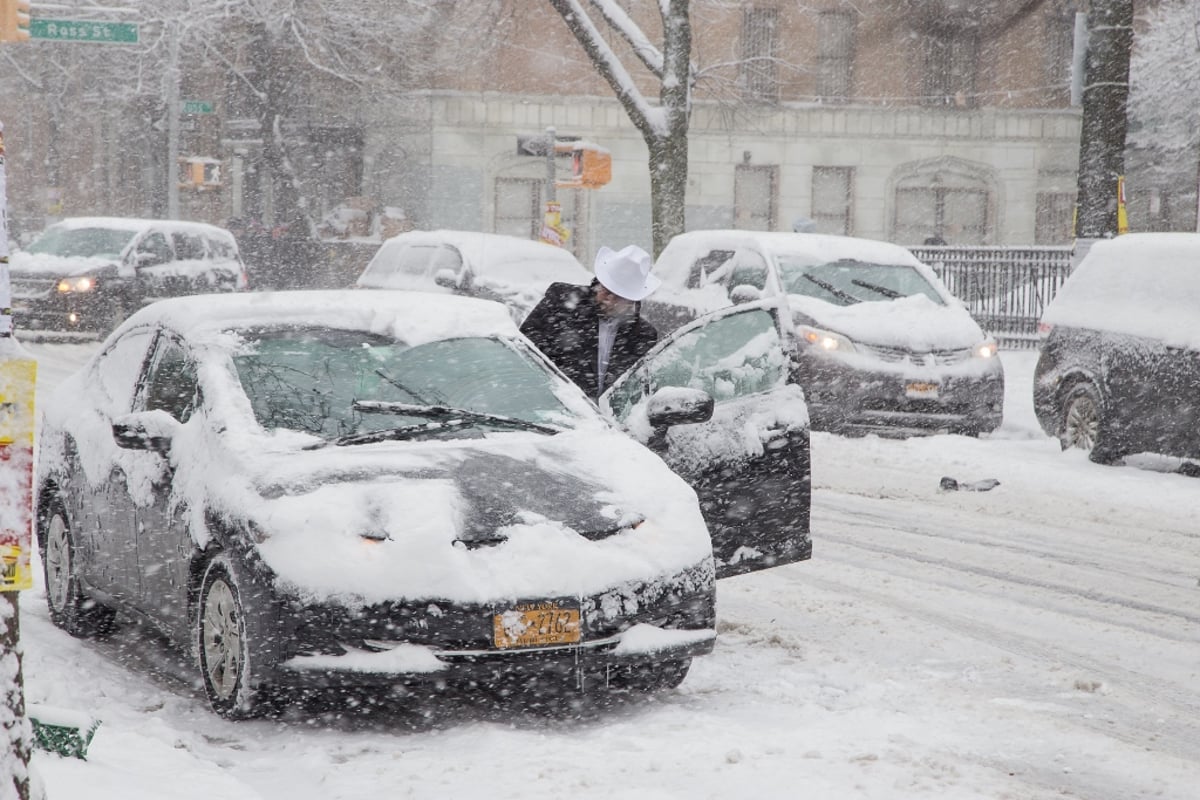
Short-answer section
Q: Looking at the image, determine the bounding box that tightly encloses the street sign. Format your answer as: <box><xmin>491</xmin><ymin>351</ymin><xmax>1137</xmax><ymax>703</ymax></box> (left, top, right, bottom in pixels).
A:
<box><xmin>181</xmin><ymin>101</ymin><xmax>214</xmax><ymax>115</ymax></box>
<box><xmin>29</xmin><ymin>19</ymin><xmax>139</xmax><ymax>44</ymax></box>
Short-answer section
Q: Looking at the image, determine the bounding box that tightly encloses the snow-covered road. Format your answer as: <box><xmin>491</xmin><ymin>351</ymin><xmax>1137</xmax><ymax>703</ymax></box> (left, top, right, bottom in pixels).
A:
<box><xmin>19</xmin><ymin>343</ymin><xmax>1200</xmax><ymax>799</ymax></box>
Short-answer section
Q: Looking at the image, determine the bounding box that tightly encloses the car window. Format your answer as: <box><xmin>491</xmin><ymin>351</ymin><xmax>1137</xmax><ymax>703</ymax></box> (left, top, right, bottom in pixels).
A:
<box><xmin>609</xmin><ymin>308</ymin><xmax>786</xmax><ymax>422</ymax></box>
<box><xmin>231</xmin><ymin>328</ymin><xmax>577</xmax><ymax>439</ymax></box>
<box><xmin>171</xmin><ymin>232</ymin><xmax>207</xmax><ymax>261</ymax></box>
<box><xmin>25</xmin><ymin>225</ymin><xmax>137</xmax><ymax>258</ymax></box>
<box><xmin>135</xmin><ymin>232</ymin><xmax>174</xmax><ymax>267</ymax></box>
<box><xmin>709</xmin><ymin>251</ymin><xmax>768</xmax><ymax>292</ymax></box>
<box><xmin>687</xmin><ymin>250</ymin><xmax>735</xmax><ymax>289</ymax></box>
<box><xmin>205</xmin><ymin>234</ymin><xmax>238</xmax><ymax>260</ymax></box>
<box><xmin>776</xmin><ymin>258</ymin><xmax>945</xmax><ymax>306</ymax></box>
<box><xmin>94</xmin><ymin>329</ymin><xmax>155</xmax><ymax>412</ymax></box>
<box><xmin>140</xmin><ymin>338</ymin><xmax>199</xmax><ymax>423</ymax></box>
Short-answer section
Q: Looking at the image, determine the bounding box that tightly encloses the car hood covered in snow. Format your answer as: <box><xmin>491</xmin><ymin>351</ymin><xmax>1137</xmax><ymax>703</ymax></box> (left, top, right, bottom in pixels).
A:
<box><xmin>788</xmin><ymin>292</ymin><xmax>987</xmax><ymax>351</ymax></box>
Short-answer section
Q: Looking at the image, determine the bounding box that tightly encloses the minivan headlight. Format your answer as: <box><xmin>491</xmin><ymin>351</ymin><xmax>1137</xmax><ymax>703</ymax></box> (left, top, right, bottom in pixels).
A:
<box><xmin>973</xmin><ymin>339</ymin><xmax>998</xmax><ymax>359</ymax></box>
<box><xmin>56</xmin><ymin>276</ymin><xmax>98</xmax><ymax>293</ymax></box>
<box><xmin>798</xmin><ymin>325</ymin><xmax>856</xmax><ymax>353</ymax></box>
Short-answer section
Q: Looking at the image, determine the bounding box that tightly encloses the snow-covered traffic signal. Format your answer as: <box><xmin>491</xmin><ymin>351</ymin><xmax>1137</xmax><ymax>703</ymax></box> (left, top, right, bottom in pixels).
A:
<box><xmin>0</xmin><ymin>0</ymin><xmax>31</xmax><ymax>42</ymax></box>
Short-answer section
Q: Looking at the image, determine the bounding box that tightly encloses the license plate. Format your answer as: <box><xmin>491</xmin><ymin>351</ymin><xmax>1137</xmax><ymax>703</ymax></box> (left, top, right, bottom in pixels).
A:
<box><xmin>906</xmin><ymin>381</ymin><xmax>939</xmax><ymax>399</ymax></box>
<box><xmin>493</xmin><ymin>601</ymin><xmax>581</xmax><ymax>649</ymax></box>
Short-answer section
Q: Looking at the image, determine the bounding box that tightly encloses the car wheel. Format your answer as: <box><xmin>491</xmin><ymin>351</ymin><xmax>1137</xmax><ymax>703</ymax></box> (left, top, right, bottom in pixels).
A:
<box><xmin>196</xmin><ymin>554</ymin><xmax>279</xmax><ymax>719</ymax></box>
<box><xmin>40</xmin><ymin>496</ymin><xmax>116</xmax><ymax>638</ymax></box>
<box><xmin>1060</xmin><ymin>382</ymin><xmax>1122</xmax><ymax>465</ymax></box>
<box><xmin>608</xmin><ymin>657</ymin><xmax>692</xmax><ymax>693</ymax></box>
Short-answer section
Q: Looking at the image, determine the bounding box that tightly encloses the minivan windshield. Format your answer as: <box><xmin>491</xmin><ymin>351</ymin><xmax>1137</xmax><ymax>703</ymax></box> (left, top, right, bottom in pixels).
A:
<box><xmin>25</xmin><ymin>226</ymin><xmax>137</xmax><ymax>259</ymax></box>
<box><xmin>777</xmin><ymin>258</ymin><xmax>945</xmax><ymax>307</ymax></box>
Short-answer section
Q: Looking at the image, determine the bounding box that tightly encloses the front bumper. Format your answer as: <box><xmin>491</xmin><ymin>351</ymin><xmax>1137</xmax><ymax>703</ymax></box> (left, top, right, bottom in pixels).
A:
<box><xmin>270</xmin><ymin>560</ymin><xmax>717</xmax><ymax>689</ymax></box>
<box><xmin>794</xmin><ymin>351</ymin><xmax>1004</xmax><ymax>436</ymax></box>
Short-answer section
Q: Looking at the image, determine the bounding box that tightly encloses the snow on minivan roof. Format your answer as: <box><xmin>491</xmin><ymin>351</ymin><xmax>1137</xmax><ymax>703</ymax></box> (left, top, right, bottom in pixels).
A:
<box><xmin>1042</xmin><ymin>233</ymin><xmax>1200</xmax><ymax>346</ymax></box>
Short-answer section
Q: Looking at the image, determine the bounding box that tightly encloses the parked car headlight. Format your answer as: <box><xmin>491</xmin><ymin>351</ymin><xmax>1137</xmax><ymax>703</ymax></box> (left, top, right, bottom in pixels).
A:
<box><xmin>798</xmin><ymin>325</ymin><xmax>856</xmax><ymax>353</ymax></box>
<box><xmin>56</xmin><ymin>276</ymin><xmax>98</xmax><ymax>293</ymax></box>
<box><xmin>973</xmin><ymin>339</ymin><xmax>999</xmax><ymax>359</ymax></box>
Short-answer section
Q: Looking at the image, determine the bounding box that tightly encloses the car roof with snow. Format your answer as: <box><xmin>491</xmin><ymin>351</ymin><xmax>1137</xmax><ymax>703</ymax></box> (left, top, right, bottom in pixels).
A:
<box><xmin>116</xmin><ymin>288</ymin><xmax>520</xmax><ymax>344</ymax></box>
<box><xmin>44</xmin><ymin>216</ymin><xmax>237</xmax><ymax>239</ymax></box>
<box><xmin>656</xmin><ymin>230</ymin><xmax>924</xmax><ymax>288</ymax></box>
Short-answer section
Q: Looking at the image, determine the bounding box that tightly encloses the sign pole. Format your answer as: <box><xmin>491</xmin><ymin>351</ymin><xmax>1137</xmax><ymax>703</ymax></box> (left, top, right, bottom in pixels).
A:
<box><xmin>0</xmin><ymin>118</ymin><xmax>37</xmax><ymax>800</ymax></box>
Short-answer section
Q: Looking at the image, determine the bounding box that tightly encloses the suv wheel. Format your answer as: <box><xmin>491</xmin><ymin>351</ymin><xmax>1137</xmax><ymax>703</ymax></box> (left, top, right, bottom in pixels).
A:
<box><xmin>1060</xmin><ymin>382</ymin><xmax>1122</xmax><ymax>465</ymax></box>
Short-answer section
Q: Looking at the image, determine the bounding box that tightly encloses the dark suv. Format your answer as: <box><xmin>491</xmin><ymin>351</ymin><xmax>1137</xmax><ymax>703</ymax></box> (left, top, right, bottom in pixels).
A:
<box><xmin>1034</xmin><ymin>233</ymin><xmax>1200</xmax><ymax>464</ymax></box>
<box><xmin>8</xmin><ymin>217</ymin><xmax>248</xmax><ymax>335</ymax></box>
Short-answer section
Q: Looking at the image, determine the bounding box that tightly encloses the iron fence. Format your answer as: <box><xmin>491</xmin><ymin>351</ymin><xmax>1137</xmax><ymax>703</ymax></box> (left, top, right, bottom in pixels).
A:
<box><xmin>910</xmin><ymin>245</ymin><xmax>1075</xmax><ymax>349</ymax></box>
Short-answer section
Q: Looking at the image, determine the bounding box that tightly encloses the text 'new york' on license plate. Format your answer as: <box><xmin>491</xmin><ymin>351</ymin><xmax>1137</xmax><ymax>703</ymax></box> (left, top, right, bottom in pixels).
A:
<box><xmin>493</xmin><ymin>600</ymin><xmax>581</xmax><ymax>649</ymax></box>
<box><xmin>905</xmin><ymin>381</ymin><xmax>940</xmax><ymax>399</ymax></box>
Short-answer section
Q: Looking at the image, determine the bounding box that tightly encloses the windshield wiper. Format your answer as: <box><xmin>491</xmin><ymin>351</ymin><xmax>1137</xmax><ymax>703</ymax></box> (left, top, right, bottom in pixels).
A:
<box><xmin>352</xmin><ymin>400</ymin><xmax>561</xmax><ymax>435</ymax></box>
<box><xmin>313</xmin><ymin>419</ymin><xmax>479</xmax><ymax>448</ymax></box>
<box><xmin>850</xmin><ymin>278</ymin><xmax>902</xmax><ymax>299</ymax></box>
<box><xmin>801</xmin><ymin>274</ymin><xmax>860</xmax><ymax>305</ymax></box>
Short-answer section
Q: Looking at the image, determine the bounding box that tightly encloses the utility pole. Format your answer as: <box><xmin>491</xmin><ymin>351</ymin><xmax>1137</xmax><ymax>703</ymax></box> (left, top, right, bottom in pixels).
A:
<box><xmin>1075</xmin><ymin>0</ymin><xmax>1134</xmax><ymax>240</ymax></box>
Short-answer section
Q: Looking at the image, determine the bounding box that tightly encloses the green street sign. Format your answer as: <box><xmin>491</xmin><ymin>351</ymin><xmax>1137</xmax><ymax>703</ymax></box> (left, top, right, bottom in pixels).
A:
<box><xmin>29</xmin><ymin>19</ymin><xmax>139</xmax><ymax>44</ymax></box>
<box><xmin>182</xmin><ymin>101</ymin><xmax>214</xmax><ymax>115</ymax></box>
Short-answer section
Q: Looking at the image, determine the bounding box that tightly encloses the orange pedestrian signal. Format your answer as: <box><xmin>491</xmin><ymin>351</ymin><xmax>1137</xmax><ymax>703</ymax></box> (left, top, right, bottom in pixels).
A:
<box><xmin>0</xmin><ymin>0</ymin><xmax>31</xmax><ymax>43</ymax></box>
<box><xmin>555</xmin><ymin>142</ymin><xmax>611</xmax><ymax>190</ymax></box>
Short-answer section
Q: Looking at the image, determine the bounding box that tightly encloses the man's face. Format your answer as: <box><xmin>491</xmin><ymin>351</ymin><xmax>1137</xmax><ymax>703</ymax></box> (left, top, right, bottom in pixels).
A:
<box><xmin>595</xmin><ymin>283</ymin><xmax>636</xmax><ymax>317</ymax></box>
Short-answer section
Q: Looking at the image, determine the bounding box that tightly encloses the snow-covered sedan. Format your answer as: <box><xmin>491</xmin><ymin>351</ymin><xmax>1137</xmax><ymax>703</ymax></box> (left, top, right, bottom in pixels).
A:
<box><xmin>354</xmin><ymin>230</ymin><xmax>593</xmax><ymax>321</ymax></box>
<box><xmin>647</xmin><ymin>231</ymin><xmax>1004</xmax><ymax>437</ymax></box>
<box><xmin>36</xmin><ymin>291</ymin><xmax>718</xmax><ymax>719</ymax></box>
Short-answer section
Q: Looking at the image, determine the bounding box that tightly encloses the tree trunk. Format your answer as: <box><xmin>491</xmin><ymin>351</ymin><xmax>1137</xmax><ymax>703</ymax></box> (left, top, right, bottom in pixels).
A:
<box><xmin>648</xmin><ymin>132</ymin><xmax>687</xmax><ymax>258</ymax></box>
<box><xmin>1075</xmin><ymin>0</ymin><xmax>1133</xmax><ymax>239</ymax></box>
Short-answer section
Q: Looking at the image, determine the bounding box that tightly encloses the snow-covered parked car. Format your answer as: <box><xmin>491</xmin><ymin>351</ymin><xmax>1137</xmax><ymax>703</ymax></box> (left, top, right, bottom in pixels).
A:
<box><xmin>1034</xmin><ymin>233</ymin><xmax>1200</xmax><ymax>464</ymax></box>
<box><xmin>36</xmin><ymin>291</ymin><xmax>720</xmax><ymax>719</ymax></box>
<box><xmin>7</xmin><ymin>217</ymin><xmax>248</xmax><ymax>335</ymax></box>
<box><xmin>355</xmin><ymin>230</ymin><xmax>592</xmax><ymax>320</ymax></box>
<box><xmin>646</xmin><ymin>231</ymin><xmax>1004</xmax><ymax>437</ymax></box>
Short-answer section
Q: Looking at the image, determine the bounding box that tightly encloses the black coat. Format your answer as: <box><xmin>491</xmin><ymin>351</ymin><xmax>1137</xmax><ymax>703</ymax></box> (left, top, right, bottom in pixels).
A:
<box><xmin>520</xmin><ymin>281</ymin><xmax>659</xmax><ymax>399</ymax></box>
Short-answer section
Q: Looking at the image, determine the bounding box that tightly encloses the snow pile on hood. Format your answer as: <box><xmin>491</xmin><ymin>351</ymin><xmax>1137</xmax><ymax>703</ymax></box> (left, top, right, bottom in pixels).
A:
<box><xmin>1042</xmin><ymin>233</ymin><xmax>1200</xmax><ymax>348</ymax></box>
<box><xmin>789</xmin><ymin>292</ymin><xmax>986</xmax><ymax>350</ymax></box>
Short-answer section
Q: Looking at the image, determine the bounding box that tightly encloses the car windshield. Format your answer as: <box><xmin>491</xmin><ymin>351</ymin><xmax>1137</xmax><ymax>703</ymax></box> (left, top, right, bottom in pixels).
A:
<box><xmin>776</xmin><ymin>258</ymin><xmax>945</xmax><ymax>307</ymax></box>
<box><xmin>360</xmin><ymin>243</ymin><xmax>462</xmax><ymax>283</ymax></box>
<box><xmin>231</xmin><ymin>327</ymin><xmax>577</xmax><ymax>440</ymax></box>
<box><xmin>25</xmin><ymin>226</ymin><xmax>137</xmax><ymax>258</ymax></box>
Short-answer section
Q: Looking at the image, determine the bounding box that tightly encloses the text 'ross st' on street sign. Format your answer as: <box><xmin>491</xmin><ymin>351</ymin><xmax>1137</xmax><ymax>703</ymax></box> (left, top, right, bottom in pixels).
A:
<box><xmin>30</xmin><ymin>19</ymin><xmax>140</xmax><ymax>44</ymax></box>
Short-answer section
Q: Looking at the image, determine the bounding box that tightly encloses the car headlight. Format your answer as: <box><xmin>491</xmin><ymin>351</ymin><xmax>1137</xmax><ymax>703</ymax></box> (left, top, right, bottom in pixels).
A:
<box><xmin>797</xmin><ymin>325</ymin><xmax>856</xmax><ymax>353</ymax></box>
<box><xmin>56</xmin><ymin>276</ymin><xmax>98</xmax><ymax>294</ymax></box>
<box><xmin>973</xmin><ymin>339</ymin><xmax>999</xmax><ymax>359</ymax></box>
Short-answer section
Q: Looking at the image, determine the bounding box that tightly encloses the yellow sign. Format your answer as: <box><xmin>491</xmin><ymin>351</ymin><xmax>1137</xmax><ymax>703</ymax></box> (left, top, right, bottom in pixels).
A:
<box><xmin>1117</xmin><ymin>176</ymin><xmax>1128</xmax><ymax>235</ymax></box>
<box><xmin>539</xmin><ymin>200</ymin><xmax>571</xmax><ymax>247</ymax></box>
<box><xmin>0</xmin><ymin>356</ymin><xmax>37</xmax><ymax>590</ymax></box>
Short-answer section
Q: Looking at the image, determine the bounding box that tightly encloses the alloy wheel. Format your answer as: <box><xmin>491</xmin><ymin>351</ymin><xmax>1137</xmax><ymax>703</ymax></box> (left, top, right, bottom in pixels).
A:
<box><xmin>44</xmin><ymin>514</ymin><xmax>72</xmax><ymax>615</ymax></box>
<box><xmin>201</xmin><ymin>577</ymin><xmax>243</xmax><ymax>703</ymax></box>
<box><xmin>1063</xmin><ymin>393</ymin><xmax>1101</xmax><ymax>451</ymax></box>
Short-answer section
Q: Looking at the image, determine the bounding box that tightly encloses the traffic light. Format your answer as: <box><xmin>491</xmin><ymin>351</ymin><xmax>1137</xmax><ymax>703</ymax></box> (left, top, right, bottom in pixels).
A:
<box><xmin>0</xmin><ymin>0</ymin><xmax>31</xmax><ymax>43</ymax></box>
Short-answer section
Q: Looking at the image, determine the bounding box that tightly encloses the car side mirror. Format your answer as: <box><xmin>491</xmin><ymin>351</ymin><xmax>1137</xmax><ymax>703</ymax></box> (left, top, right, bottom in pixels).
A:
<box><xmin>134</xmin><ymin>252</ymin><xmax>161</xmax><ymax>268</ymax></box>
<box><xmin>112</xmin><ymin>410</ymin><xmax>181</xmax><ymax>454</ymax></box>
<box><xmin>730</xmin><ymin>284</ymin><xmax>762</xmax><ymax>304</ymax></box>
<box><xmin>434</xmin><ymin>268</ymin><xmax>465</xmax><ymax>289</ymax></box>
<box><xmin>646</xmin><ymin>387</ymin><xmax>714</xmax><ymax>429</ymax></box>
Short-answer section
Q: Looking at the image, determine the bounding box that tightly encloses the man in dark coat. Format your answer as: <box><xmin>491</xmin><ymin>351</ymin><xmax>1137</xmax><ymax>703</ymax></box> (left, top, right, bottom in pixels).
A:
<box><xmin>521</xmin><ymin>244</ymin><xmax>661</xmax><ymax>400</ymax></box>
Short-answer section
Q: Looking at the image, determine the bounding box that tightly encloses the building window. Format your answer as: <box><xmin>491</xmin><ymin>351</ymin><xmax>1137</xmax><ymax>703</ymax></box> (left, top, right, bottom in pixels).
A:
<box><xmin>811</xmin><ymin>166</ymin><xmax>854</xmax><ymax>235</ymax></box>
<box><xmin>1035</xmin><ymin>191</ymin><xmax>1075</xmax><ymax>244</ymax></box>
<box><xmin>922</xmin><ymin>30</ymin><xmax>979</xmax><ymax>108</ymax></box>
<box><xmin>734</xmin><ymin>165</ymin><xmax>778</xmax><ymax>231</ymax></box>
<box><xmin>816</xmin><ymin>11</ymin><xmax>855</xmax><ymax>102</ymax></box>
<box><xmin>1044</xmin><ymin>4</ymin><xmax>1079</xmax><ymax>106</ymax></box>
<box><xmin>740</xmin><ymin>7</ymin><xmax>778</xmax><ymax>104</ymax></box>
<box><xmin>894</xmin><ymin>171</ymin><xmax>991</xmax><ymax>245</ymax></box>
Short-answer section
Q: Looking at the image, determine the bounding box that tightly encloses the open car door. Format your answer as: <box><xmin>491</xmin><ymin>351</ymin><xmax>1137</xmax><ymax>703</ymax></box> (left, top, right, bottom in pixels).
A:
<box><xmin>601</xmin><ymin>299</ymin><xmax>812</xmax><ymax>578</ymax></box>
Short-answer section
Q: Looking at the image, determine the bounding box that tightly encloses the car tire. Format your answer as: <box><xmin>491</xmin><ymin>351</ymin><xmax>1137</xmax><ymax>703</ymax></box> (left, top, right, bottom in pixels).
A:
<box><xmin>40</xmin><ymin>495</ymin><xmax>117</xmax><ymax>638</ymax></box>
<box><xmin>196</xmin><ymin>554</ymin><xmax>280</xmax><ymax>720</ymax></box>
<box><xmin>1059</xmin><ymin>382</ymin><xmax>1123</xmax><ymax>465</ymax></box>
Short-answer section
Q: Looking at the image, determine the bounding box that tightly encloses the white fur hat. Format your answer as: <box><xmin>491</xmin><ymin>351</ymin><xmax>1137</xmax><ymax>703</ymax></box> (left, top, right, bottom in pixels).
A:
<box><xmin>593</xmin><ymin>245</ymin><xmax>661</xmax><ymax>301</ymax></box>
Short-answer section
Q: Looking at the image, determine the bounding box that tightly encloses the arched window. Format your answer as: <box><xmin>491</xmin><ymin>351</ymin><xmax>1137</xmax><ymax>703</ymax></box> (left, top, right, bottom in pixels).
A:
<box><xmin>890</xmin><ymin>157</ymin><xmax>996</xmax><ymax>245</ymax></box>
